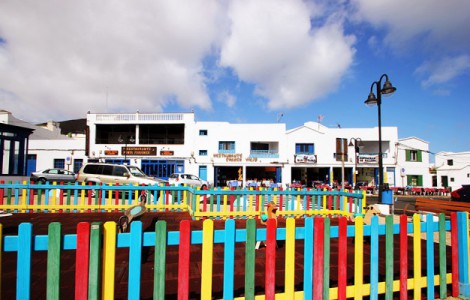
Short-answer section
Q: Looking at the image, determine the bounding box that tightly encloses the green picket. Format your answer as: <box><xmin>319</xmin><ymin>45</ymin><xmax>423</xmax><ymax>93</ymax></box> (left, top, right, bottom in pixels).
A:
<box><xmin>46</xmin><ymin>222</ymin><xmax>61</xmax><ymax>300</ymax></box>
<box><xmin>154</xmin><ymin>221</ymin><xmax>167</xmax><ymax>299</ymax></box>
<box><xmin>323</xmin><ymin>217</ymin><xmax>331</xmax><ymax>300</ymax></box>
<box><xmin>245</xmin><ymin>219</ymin><xmax>256</xmax><ymax>300</ymax></box>
<box><xmin>385</xmin><ymin>215</ymin><xmax>394</xmax><ymax>300</ymax></box>
<box><xmin>88</xmin><ymin>222</ymin><xmax>102</xmax><ymax>300</ymax></box>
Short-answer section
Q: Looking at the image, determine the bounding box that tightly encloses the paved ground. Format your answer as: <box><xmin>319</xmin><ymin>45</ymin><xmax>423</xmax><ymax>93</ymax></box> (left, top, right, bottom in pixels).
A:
<box><xmin>0</xmin><ymin>196</ymin><xmax>454</xmax><ymax>299</ymax></box>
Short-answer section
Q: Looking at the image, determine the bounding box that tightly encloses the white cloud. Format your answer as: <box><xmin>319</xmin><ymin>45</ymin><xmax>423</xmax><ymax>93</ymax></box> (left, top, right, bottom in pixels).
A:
<box><xmin>353</xmin><ymin>0</ymin><xmax>470</xmax><ymax>55</ymax></box>
<box><xmin>0</xmin><ymin>0</ymin><xmax>221</xmax><ymax>122</ymax></box>
<box><xmin>416</xmin><ymin>55</ymin><xmax>470</xmax><ymax>87</ymax></box>
<box><xmin>219</xmin><ymin>0</ymin><xmax>356</xmax><ymax>110</ymax></box>
<box><xmin>217</xmin><ymin>90</ymin><xmax>237</xmax><ymax>108</ymax></box>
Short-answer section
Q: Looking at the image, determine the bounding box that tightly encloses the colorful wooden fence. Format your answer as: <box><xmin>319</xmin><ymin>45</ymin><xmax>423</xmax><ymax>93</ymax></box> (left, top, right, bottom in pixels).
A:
<box><xmin>2</xmin><ymin>212</ymin><xmax>469</xmax><ymax>299</ymax></box>
<box><xmin>0</xmin><ymin>181</ymin><xmax>366</xmax><ymax>219</ymax></box>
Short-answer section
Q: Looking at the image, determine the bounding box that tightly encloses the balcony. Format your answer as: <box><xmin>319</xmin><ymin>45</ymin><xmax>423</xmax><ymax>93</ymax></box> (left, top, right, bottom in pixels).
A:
<box><xmin>250</xmin><ymin>150</ymin><xmax>279</xmax><ymax>158</ymax></box>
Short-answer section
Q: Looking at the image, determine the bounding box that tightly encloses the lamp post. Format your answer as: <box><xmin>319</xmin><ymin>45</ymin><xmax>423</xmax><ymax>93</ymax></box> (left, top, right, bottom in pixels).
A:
<box><xmin>119</xmin><ymin>135</ymin><xmax>135</xmax><ymax>164</ymax></box>
<box><xmin>364</xmin><ymin>74</ymin><xmax>396</xmax><ymax>203</ymax></box>
<box><xmin>348</xmin><ymin>138</ymin><xmax>363</xmax><ymax>188</ymax></box>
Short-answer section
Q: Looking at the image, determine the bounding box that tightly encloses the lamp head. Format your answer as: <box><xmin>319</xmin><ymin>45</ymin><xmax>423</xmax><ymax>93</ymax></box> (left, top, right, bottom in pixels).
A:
<box><xmin>381</xmin><ymin>79</ymin><xmax>396</xmax><ymax>96</ymax></box>
<box><xmin>364</xmin><ymin>92</ymin><xmax>378</xmax><ymax>106</ymax></box>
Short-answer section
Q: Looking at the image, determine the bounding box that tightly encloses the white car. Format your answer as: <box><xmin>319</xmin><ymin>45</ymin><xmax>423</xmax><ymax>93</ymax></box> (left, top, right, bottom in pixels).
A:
<box><xmin>168</xmin><ymin>173</ymin><xmax>210</xmax><ymax>189</ymax></box>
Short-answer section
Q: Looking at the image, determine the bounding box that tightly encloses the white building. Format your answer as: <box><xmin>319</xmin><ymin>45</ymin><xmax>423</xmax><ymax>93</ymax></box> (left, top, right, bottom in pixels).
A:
<box><xmin>5</xmin><ymin>110</ymin><xmax>450</xmax><ymax>190</ymax></box>
<box><xmin>434</xmin><ymin>151</ymin><xmax>470</xmax><ymax>191</ymax></box>
<box><xmin>84</xmin><ymin>111</ymin><xmax>431</xmax><ymax>189</ymax></box>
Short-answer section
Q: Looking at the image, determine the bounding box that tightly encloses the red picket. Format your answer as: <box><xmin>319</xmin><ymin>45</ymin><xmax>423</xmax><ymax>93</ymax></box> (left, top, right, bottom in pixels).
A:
<box><xmin>75</xmin><ymin>222</ymin><xmax>90</xmax><ymax>300</ymax></box>
<box><xmin>400</xmin><ymin>214</ymin><xmax>408</xmax><ymax>299</ymax></box>
<box><xmin>178</xmin><ymin>220</ymin><xmax>191</xmax><ymax>300</ymax></box>
<box><xmin>337</xmin><ymin>216</ymin><xmax>347</xmax><ymax>300</ymax></box>
<box><xmin>313</xmin><ymin>217</ymin><xmax>324</xmax><ymax>299</ymax></box>
<box><xmin>265</xmin><ymin>218</ymin><xmax>277</xmax><ymax>300</ymax></box>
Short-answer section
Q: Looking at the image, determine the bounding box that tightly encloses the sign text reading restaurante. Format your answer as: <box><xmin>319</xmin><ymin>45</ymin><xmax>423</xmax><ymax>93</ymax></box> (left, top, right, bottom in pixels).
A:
<box><xmin>122</xmin><ymin>147</ymin><xmax>157</xmax><ymax>156</ymax></box>
<box><xmin>213</xmin><ymin>153</ymin><xmax>243</xmax><ymax>162</ymax></box>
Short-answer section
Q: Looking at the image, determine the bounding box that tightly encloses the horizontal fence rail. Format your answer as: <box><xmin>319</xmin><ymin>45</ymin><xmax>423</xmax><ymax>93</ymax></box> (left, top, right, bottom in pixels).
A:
<box><xmin>1</xmin><ymin>212</ymin><xmax>467</xmax><ymax>299</ymax></box>
<box><xmin>0</xmin><ymin>181</ymin><xmax>366</xmax><ymax>220</ymax></box>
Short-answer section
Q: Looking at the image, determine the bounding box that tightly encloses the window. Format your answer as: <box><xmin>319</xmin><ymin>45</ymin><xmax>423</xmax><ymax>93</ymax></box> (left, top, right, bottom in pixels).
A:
<box><xmin>54</xmin><ymin>159</ymin><xmax>65</xmax><ymax>169</ymax></box>
<box><xmin>199</xmin><ymin>150</ymin><xmax>208</xmax><ymax>156</ymax></box>
<box><xmin>407</xmin><ymin>175</ymin><xmax>423</xmax><ymax>186</ymax></box>
<box><xmin>447</xmin><ymin>159</ymin><xmax>453</xmax><ymax>166</ymax></box>
<box><xmin>295</xmin><ymin>143</ymin><xmax>314</xmax><ymax>154</ymax></box>
<box><xmin>218</xmin><ymin>141</ymin><xmax>235</xmax><ymax>153</ymax></box>
<box><xmin>335</xmin><ymin>138</ymin><xmax>348</xmax><ymax>162</ymax></box>
<box><xmin>73</xmin><ymin>159</ymin><xmax>83</xmax><ymax>173</ymax></box>
<box><xmin>405</xmin><ymin>149</ymin><xmax>422</xmax><ymax>162</ymax></box>
<box><xmin>199</xmin><ymin>130</ymin><xmax>208</xmax><ymax>136</ymax></box>
<box><xmin>450</xmin><ymin>178</ymin><xmax>455</xmax><ymax>182</ymax></box>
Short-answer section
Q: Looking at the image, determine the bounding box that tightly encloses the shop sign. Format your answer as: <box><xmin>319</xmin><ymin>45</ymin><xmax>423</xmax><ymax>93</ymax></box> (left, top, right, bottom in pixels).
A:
<box><xmin>104</xmin><ymin>150</ymin><xmax>119</xmax><ymax>155</ymax></box>
<box><xmin>213</xmin><ymin>153</ymin><xmax>243</xmax><ymax>162</ymax></box>
<box><xmin>294</xmin><ymin>154</ymin><xmax>317</xmax><ymax>164</ymax></box>
<box><xmin>122</xmin><ymin>147</ymin><xmax>157</xmax><ymax>156</ymax></box>
<box><xmin>160</xmin><ymin>150</ymin><xmax>174</xmax><ymax>156</ymax></box>
<box><xmin>358</xmin><ymin>154</ymin><xmax>378</xmax><ymax>164</ymax></box>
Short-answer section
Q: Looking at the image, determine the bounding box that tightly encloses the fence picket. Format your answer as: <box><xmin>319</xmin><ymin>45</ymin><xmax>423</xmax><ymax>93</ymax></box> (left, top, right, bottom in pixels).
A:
<box><xmin>201</xmin><ymin>219</ymin><xmax>214</xmax><ymax>299</ymax></box>
<box><xmin>102</xmin><ymin>221</ymin><xmax>117</xmax><ymax>300</ymax></box>
<box><xmin>75</xmin><ymin>222</ymin><xmax>90</xmax><ymax>300</ymax></box>
<box><xmin>88</xmin><ymin>222</ymin><xmax>102</xmax><ymax>300</ymax></box>
<box><xmin>154</xmin><ymin>221</ymin><xmax>168</xmax><ymax>299</ymax></box>
<box><xmin>46</xmin><ymin>222</ymin><xmax>61</xmax><ymax>300</ymax></box>
<box><xmin>17</xmin><ymin>223</ymin><xmax>33</xmax><ymax>300</ymax></box>
<box><xmin>178</xmin><ymin>220</ymin><xmax>191</xmax><ymax>300</ymax></box>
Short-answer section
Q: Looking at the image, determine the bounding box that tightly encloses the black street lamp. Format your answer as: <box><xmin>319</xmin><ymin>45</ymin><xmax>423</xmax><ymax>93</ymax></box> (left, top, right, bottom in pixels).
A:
<box><xmin>364</xmin><ymin>74</ymin><xmax>397</xmax><ymax>203</ymax></box>
<box><xmin>348</xmin><ymin>138</ymin><xmax>363</xmax><ymax>188</ymax></box>
<box><xmin>119</xmin><ymin>135</ymin><xmax>135</xmax><ymax>164</ymax></box>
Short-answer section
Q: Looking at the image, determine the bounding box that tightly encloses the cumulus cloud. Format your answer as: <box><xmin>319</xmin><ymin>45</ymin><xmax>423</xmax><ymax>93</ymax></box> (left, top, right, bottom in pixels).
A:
<box><xmin>415</xmin><ymin>55</ymin><xmax>470</xmax><ymax>87</ymax></box>
<box><xmin>0</xmin><ymin>0</ymin><xmax>221</xmax><ymax>122</ymax></box>
<box><xmin>220</xmin><ymin>0</ymin><xmax>356</xmax><ymax>110</ymax></box>
<box><xmin>353</xmin><ymin>0</ymin><xmax>470</xmax><ymax>55</ymax></box>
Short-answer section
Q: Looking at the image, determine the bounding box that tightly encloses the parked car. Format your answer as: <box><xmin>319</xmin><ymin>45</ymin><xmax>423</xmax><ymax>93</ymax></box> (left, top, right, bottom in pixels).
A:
<box><xmin>168</xmin><ymin>173</ymin><xmax>209</xmax><ymax>189</ymax></box>
<box><xmin>451</xmin><ymin>185</ymin><xmax>470</xmax><ymax>202</ymax></box>
<box><xmin>30</xmin><ymin>168</ymin><xmax>77</xmax><ymax>184</ymax></box>
<box><xmin>76</xmin><ymin>163</ymin><xmax>167</xmax><ymax>186</ymax></box>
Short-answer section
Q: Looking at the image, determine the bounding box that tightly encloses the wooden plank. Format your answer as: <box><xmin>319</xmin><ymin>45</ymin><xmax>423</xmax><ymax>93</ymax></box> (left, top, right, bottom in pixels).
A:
<box><xmin>102</xmin><ymin>221</ymin><xmax>117</xmax><ymax>300</ymax></box>
<box><xmin>154</xmin><ymin>221</ymin><xmax>167</xmax><ymax>300</ymax></box>
<box><xmin>178</xmin><ymin>220</ymin><xmax>191</xmax><ymax>299</ymax></box>
<box><xmin>88</xmin><ymin>222</ymin><xmax>102</xmax><ymax>300</ymax></box>
<box><xmin>46</xmin><ymin>222</ymin><xmax>61</xmax><ymax>300</ymax></box>
<box><xmin>265</xmin><ymin>218</ymin><xmax>277</xmax><ymax>300</ymax></box>
<box><xmin>128</xmin><ymin>221</ymin><xmax>143</xmax><ymax>300</ymax></box>
<box><xmin>244</xmin><ymin>219</ymin><xmax>256</xmax><ymax>300</ymax></box>
<box><xmin>75</xmin><ymin>222</ymin><xmax>90</xmax><ymax>300</ymax></box>
<box><xmin>17</xmin><ymin>223</ymin><xmax>33</xmax><ymax>300</ymax></box>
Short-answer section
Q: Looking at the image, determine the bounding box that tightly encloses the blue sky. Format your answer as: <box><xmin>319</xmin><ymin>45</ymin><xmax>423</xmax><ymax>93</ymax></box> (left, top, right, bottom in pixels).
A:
<box><xmin>0</xmin><ymin>0</ymin><xmax>469</xmax><ymax>157</ymax></box>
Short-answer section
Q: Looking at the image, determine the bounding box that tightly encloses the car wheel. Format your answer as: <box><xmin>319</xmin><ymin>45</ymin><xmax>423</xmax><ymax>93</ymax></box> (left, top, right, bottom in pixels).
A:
<box><xmin>39</xmin><ymin>178</ymin><xmax>47</xmax><ymax>184</ymax></box>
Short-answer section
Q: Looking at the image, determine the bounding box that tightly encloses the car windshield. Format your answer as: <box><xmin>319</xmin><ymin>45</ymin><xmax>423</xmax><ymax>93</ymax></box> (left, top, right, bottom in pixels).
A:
<box><xmin>127</xmin><ymin>166</ymin><xmax>147</xmax><ymax>177</ymax></box>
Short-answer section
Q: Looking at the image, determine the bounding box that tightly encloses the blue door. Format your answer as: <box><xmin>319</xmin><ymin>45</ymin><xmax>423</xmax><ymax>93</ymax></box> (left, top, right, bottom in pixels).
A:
<box><xmin>199</xmin><ymin>165</ymin><xmax>207</xmax><ymax>181</ymax></box>
<box><xmin>26</xmin><ymin>154</ymin><xmax>37</xmax><ymax>176</ymax></box>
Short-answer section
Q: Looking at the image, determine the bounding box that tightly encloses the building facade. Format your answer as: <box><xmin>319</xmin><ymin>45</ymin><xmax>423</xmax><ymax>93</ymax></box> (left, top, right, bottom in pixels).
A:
<box><xmin>83</xmin><ymin>112</ymin><xmax>434</xmax><ymax>189</ymax></box>
<box><xmin>434</xmin><ymin>151</ymin><xmax>470</xmax><ymax>191</ymax></box>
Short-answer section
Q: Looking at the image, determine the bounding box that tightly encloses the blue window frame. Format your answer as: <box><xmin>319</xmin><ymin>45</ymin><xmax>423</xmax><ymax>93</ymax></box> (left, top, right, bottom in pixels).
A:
<box><xmin>54</xmin><ymin>159</ymin><xmax>65</xmax><ymax>169</ymax></box>
<box><xmin>199</xmin><ymin>129</ymin><xmax>208</xmax><ymax>136</ymax></box>
<box><xmin>295</xmin><ymin>143</ymin><xmax>314</xmax><ymax>154</ymax></box>
<box><xmin>73</xmin><ymin>159</ymin><xmax>83</xmax><ymax>173</ymax></box>
<box><xmin>218</xmin><ymin>141</ymin><xmax>235</xmax><ymax>153</ymax></box>
<box><xmin>199</xmin><ymin>150</ymin><xmax>208</xmax><ymax>156</ymax></box>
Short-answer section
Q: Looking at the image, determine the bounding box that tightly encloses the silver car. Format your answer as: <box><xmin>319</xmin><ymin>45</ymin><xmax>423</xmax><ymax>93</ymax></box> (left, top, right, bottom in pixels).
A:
<box><xmin>168</xmin><ymin>173</ymin><xmax>210</xmax><ymax>189</ymax></box>
<box><xmin>30</xmin><ymin>168</ymin><xmax>77</xmax><ymax>184</ymax></box>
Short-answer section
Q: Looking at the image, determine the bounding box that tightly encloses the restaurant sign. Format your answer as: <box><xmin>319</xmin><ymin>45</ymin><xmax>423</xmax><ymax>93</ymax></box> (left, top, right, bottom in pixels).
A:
<box><xmin>294</xmin><ymin>154</ymin><xmax>317</xmax><ymax>164</ymax></box>
<box><xmin>122</xmin><ymin>147</ymin><xmax>157</xmax><ymax>156</ymax></box>
<box><xmin>104</xmin><ymin>150</ymin><xmax>118</xmax><ymax>155</ymax></box>
<box><xmin>358</xmin><ymin>154</ymin><xmax>378</xmax><ymax>164</ymax></box>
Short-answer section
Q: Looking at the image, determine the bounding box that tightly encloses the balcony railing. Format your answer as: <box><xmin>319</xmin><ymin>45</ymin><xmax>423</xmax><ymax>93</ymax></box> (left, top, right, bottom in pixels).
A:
<box><xmin>250</xmin><ymin>150</ymin><xmax>279</xmax><ymax>158</ymax></box>
<box><xmin>218</xmin><ymin>149</ymin><xmax>236</xmax><ymax>154</ymax></box>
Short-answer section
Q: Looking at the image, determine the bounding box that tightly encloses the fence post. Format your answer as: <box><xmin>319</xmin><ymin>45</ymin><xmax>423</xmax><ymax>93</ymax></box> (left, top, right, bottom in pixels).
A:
<box><xmin>458</xmin><ymin>212</ymin><xmax>470</xmax><ymax>297</ymax></box>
